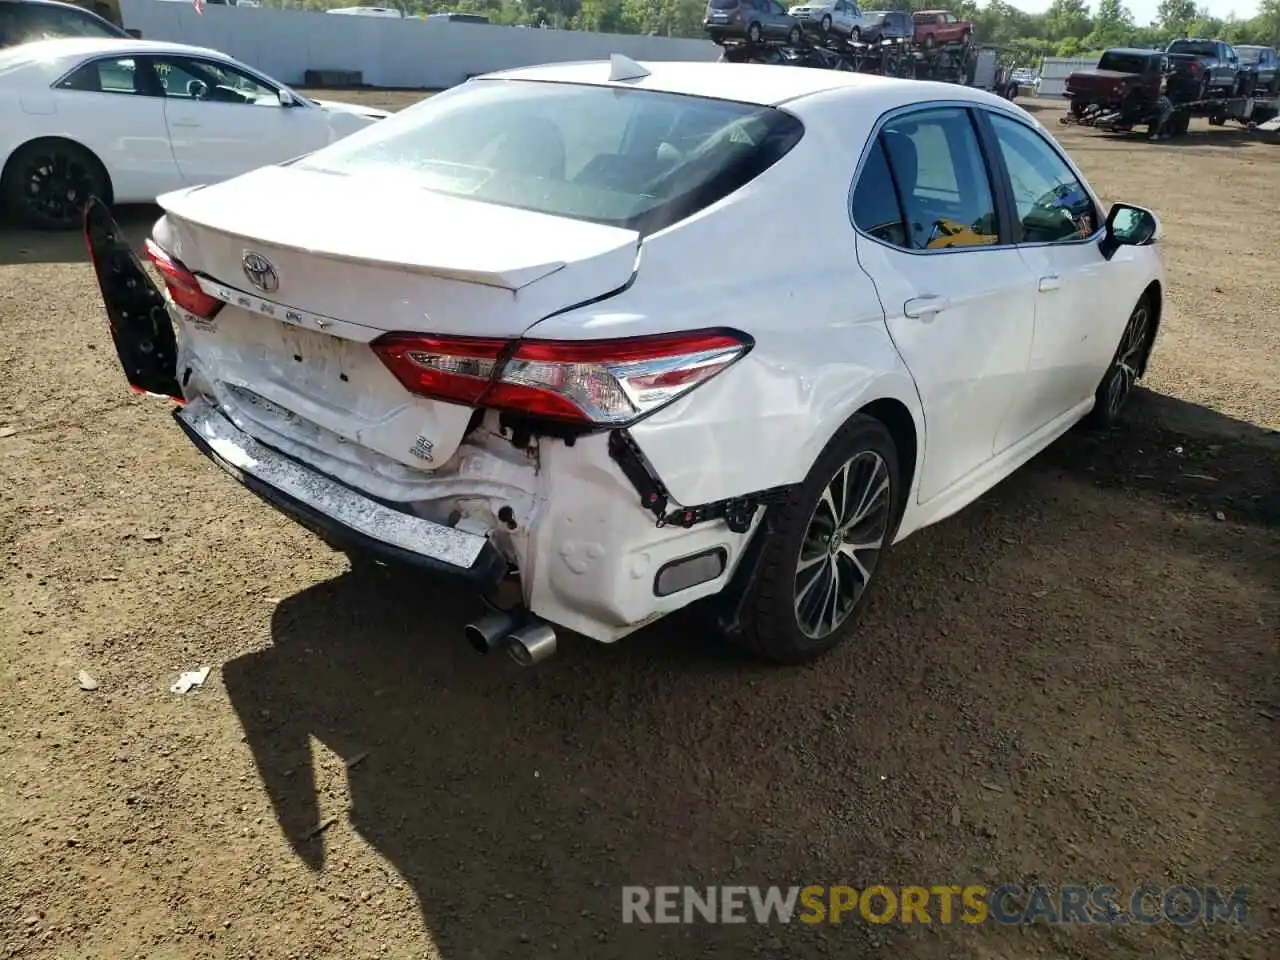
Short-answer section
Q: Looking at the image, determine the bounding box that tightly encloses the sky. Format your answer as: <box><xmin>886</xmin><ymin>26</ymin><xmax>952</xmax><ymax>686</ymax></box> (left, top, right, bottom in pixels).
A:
<box><xmin>1006</xmin><ymin>0</ymin><xmax>1261</xmax><ymax>27</ymax></box>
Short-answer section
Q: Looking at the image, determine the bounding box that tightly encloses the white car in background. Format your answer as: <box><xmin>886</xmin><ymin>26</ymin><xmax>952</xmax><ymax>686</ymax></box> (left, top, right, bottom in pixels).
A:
<box><xmin>787</xmin><ymin>0</ymin><xmax>865</xmax><ymax>36</ymax></box>
<box><xmin>85</xmin><ymin>57</ymin><xmax>1164</xmax><ymax>667</ymax></box>
<box><xmin>0</xmin><ymin>37</ymin><xmax>390</xmax><ymax>228</ymax></box>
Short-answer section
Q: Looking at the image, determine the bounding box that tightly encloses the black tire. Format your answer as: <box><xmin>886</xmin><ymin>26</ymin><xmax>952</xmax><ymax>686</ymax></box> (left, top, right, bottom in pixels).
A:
<box><xmin>851</xmin><ymin>26</ymin><xmax>861</xmax><ymax>42</ymax></box>
<box><xmin>923</xmin><ymin>34</ymin><xmax>935</xmax><ymax>49</ymax></box>
<box><xmin>1</xmin><ymin>138</ymin><xmax>109</xmax><ymax>231</ymax></box>
<box><xmin>787</xmin><ymin>24</ymin><xmax>801</xmax><ymax>45</ymax></box>
<box><xmin>820</xmin><ymin>13</ymin><xmax>831</xmax><ymax>32</ymax></box>
<box><xmin>1171</xmin><ymin>111</ymin><xmax>1191</xmax><ymax>135</ymax></box>
<box><xmin>747</xmin><ymin>21</ymin><xmax>762</xmax><ymax>43</ymax></box>
<box><xmin>1086</xmin><ymin>293</ymin><xmax>1154</xmax><ymax>430</ymax></box>
<box><xmin>735</xmin><ymin>415</ymin><xmax>902</xmax><ymax>665</ymax></box>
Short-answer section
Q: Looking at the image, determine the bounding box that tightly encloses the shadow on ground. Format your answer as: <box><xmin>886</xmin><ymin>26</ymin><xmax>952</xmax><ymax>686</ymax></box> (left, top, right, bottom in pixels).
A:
<box><xmin>0</xmin><ymin>204</ymin><xmax>159</xmax><ymax>266</ymax></box>
<box><xmin>222</xmin><ymin>389</ymin><xmax>1278</xmax><ymax>959</ymax></box>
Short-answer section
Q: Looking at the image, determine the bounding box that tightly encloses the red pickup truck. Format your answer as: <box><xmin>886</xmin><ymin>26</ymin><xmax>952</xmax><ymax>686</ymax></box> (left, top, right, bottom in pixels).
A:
<box><xmin>912</xmin><ymin>9</ymin><xmax>972</xmax><ymax>48</ymax></box>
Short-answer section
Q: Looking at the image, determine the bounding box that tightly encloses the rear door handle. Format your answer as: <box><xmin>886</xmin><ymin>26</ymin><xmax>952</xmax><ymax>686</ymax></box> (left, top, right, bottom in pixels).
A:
<box><xmin>1038</xmin><ymin>274</ymin><xmax>1061</xmax><ymax>292</ymax></box>
<box><xmin>169</xmin><ymin>119</ymin><xmax>201</xmax><ymax>128</ymax></box>
<box><xmin>904</xmin><ymin>295</ymin><xmax>949</xmax><ymax>320</ymax></box>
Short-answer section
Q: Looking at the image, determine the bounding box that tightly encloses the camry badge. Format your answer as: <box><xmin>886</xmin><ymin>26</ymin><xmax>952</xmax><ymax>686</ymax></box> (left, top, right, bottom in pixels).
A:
<box><xmin>242</xmin><ymin>251</ymin><xmax>279</xmax><ymax>294</ymax></box>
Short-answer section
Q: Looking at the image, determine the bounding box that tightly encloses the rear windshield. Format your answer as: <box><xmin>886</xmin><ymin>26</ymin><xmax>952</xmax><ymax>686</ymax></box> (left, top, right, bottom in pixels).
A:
<box><xmin>1097</xmin><ymin>52</ymin><xmax>1154</xmax><ymax>73</ymax></box>
<box><xmin>0</xmin><ymin>1</ymin><xmax>127</xmax><ymax>46</ymax></box>
<box><xmin>1236</xmin><ymin>46</ymin><xmax>1262</xmax><ymax>62</ymax></box>
<box><xmin>295</xmin><ymin>79</ymin><xmax>805</xmax><ymax>236</ymax></box>
<box><xmin>709</xmin><ymin>0</ymin><xmax>739</xmax><ymax>9</ymax></box>
<box><xmin>1167</xmin><ymin>40</ymin><xmax>1217</xmax><ymax>57</ymax></box>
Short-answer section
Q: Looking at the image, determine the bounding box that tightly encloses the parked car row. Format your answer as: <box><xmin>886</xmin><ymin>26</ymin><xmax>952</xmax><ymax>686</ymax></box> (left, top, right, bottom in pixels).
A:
<box><xmin>1165</xmin><ymin>37</ymin><xmax>1279</xmax><ymax>98</ymax></box>
<box><xmin>703</xmin><ymin>1</ymin><xmax>971</xmax><ymax>49</ymax></box>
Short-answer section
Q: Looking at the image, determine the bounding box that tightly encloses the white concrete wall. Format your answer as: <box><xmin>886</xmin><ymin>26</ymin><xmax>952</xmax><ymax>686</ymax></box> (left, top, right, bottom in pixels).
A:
<box><xmin>119</xmin><ymin>0</ymin><xmax>721</xmax><ymax>89</ymax></box>
<box><xmin>1037</xmin><ymin>55</ymin><xmax>1101</xmax><ymax>98</ymax></box>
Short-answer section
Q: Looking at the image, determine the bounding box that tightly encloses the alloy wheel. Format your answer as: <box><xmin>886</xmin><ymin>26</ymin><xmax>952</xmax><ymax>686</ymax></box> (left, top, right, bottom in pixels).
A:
<box><xmin>20</xmin><ymin>148</ymin><xmax>96</xmax><ymax>228</ymax></box>
<box><xmin>1106</xmin><ymin>301</ymin><xmax>1150</xmax><ymax>418</ymax></box>
<box><xmin>794</xmin><ymin>451</ymin><xmax>892</xmax><ymax>640</ymax></box>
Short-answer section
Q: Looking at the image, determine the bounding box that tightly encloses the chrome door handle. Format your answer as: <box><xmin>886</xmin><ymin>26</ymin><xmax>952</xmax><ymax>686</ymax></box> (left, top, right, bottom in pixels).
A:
<box><xmin>1038</xmin><ymin>275</ymin><xmax>1062</xmax><ymax>292</ymax></box>
<box><xmin>169</xmin><ymin>119</ymin><xmax>201</xmax><ymax>127</ymax></box>
<box><xmin>904</xmin><ymin>295</ymin><xmax>949</xmax><ymax>320</ymax></box>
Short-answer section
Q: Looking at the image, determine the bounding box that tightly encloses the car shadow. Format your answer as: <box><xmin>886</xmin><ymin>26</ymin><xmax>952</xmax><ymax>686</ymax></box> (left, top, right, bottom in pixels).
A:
<box><xmin>0</xmin><ymin>203</ymin><xmax>159</xmax><ymax>266</ymax></box>
<box><xmin>221</xmin><ymin>387</ymin><xmax>1277</xmax><ymax>958</ymax></box>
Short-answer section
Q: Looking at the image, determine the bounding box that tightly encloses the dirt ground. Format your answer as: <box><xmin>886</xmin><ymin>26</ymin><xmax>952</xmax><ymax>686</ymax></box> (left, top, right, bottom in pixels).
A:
<box><xmin>0</xmin><ymin>93</ymin><xmax>1276</xmax><ymax>960</ymax></box>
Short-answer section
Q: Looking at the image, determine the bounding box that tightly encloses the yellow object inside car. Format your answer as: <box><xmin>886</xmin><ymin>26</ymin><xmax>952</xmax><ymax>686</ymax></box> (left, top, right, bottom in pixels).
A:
<box><xmin>926</xmin><ymin>218</ymin><xmax>998</xmax><ymax>249</ymax></box>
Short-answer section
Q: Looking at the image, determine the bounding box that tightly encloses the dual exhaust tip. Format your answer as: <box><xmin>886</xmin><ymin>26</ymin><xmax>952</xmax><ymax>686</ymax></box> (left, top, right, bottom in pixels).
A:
<box><xmin>465</xmin><ymin>609</ymin><xmax>557</xmax><ymax>666</ymax></box>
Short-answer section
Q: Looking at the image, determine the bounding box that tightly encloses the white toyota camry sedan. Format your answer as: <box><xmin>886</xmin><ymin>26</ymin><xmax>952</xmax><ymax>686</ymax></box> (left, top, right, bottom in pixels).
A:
<box><xmin>85</xmin><ymin>56</ymin><xmax>1164</xmax><ymax>666</ymax></box>
<box><xmin>1</xmin><ymin>37</ymin><xmax>389</xmax><ymax>229</ymax></box>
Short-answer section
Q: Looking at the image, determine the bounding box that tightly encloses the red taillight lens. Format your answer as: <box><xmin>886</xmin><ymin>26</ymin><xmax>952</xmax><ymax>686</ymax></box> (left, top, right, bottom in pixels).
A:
<box><xmin>144</xmin><ymin>239</ymin><xmax>221</xmax><ymax>319</ymax></box>
<box><xmin>373</xmin><ymin>334</ymin><xmax>508</xmax><ymax>405</ymax></box>
<box><xmin>1187</xmin><ymin>61</ymin><xmax>1202</xmax><ymax>73</ymax></box>
<box><xmin>371</xmin><ymin>330</ymin><xmax>752</xmax><ymax>425</ymax></box>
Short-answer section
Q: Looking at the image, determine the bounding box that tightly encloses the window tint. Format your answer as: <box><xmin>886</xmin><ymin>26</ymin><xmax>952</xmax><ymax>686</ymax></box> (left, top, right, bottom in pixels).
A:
<box><xmin>56</xmin><ymin>56</ymin><xmax>146</xmax><ymax>94</ymax></box>
<box><xmin>987</xmin><ymin>112</ymin><xmax>1097</xmax><ymax>244</ymax></box>
<box><xmin>296</xmin><ymin>79</ymin><xmax>805</xmax><ymax>235</ymax></box>
<box><xmin>151</xmin><ymin>57</ymin><xmax>278</xmax><ymax>105</ymax></box>
<box><xmin>851</xmin><ymin>136</ymin><xmax>907</xmax><ymax>248</ymax></box>
<box><xmin>879</xmin><ymin>107</ymin><xmax>998</xmax><ymax>250</ymax></box>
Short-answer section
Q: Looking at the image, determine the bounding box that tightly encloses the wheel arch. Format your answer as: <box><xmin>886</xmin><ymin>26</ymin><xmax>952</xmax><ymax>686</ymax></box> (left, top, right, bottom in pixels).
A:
<box><xmin>0</xmin><ymin>135</ymin><xmax>115</xmax><ymax>207</ymax></box>
<box><xmin>1138</xmin><ymin>278</ymin><xmax>1161</xmax><ymax>376</ymax></box>
<box><xmin>857</xmin><ymin>396</ymin><xmax>918</xmax><ymax>527</ymax></box>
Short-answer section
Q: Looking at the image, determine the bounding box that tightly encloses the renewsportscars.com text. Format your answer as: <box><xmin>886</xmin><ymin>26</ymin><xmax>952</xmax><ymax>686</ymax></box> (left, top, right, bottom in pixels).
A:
<box><xmin>621</xmin><ymin>884</ymin><xmax>1250</xmax><ymax>926</ymax></box>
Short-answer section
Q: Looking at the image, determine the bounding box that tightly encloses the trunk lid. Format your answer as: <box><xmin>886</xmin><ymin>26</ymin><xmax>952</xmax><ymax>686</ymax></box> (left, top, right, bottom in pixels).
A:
<box><xmin>156</xmin><ymin>164</ymin><xmax>640</xmax><ymax>338</ymax></box>
<box><xmin>144</xmin><ymin>165</ymin><xmax>641</xmax><ymax>474</ymax></box>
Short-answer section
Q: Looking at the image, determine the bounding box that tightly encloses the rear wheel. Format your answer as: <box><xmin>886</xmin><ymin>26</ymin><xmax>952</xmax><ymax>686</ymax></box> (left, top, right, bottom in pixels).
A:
<box><xmin>787</xmin><ymin>24</ymin><xmax>802</xmax><ymax>45</ymax></box>
<box><xmin>851</xmin><ymin>25</ymin><xmax>861</xmax><ymax>41</ymax></box>
<box><xmin>820</xmin><ymin>13</ymin><xmax>831</xmax><ymax>31</ymax></box>
<box><xmin>747</xmin><ymin>21</ymin><xmax>762</xmax><ymax>43</ymax></box>
<box><xmin>1</xmin><ymin>139</ymin><xmax>108</xmax><ymax>231</ymax></box>
<box><xmin>1087</xmin><ymin>294</ymin><xmax>1154</xmax><ymax>429</ymax></box>
<box><xmin>735</xmin><ymin>415</ymin><xmax>901</xmax><ymax>664</ymax></box>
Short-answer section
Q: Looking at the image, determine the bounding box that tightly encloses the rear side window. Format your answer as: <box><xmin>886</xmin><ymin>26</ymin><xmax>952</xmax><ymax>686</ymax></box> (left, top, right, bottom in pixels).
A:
<box><xmin>851</xmin><ymin>137</ymin><xmax>907</xmax><ymax>248</ymax></box>
<box><xmin>879</xmin><ymin>107</ymin><xmax>999</xmax><ymax>250</ymax></box>
<box><xmin>297</xmin><ymin>79</ymin><xmax>805</xmax><ymax>236</ymax></box>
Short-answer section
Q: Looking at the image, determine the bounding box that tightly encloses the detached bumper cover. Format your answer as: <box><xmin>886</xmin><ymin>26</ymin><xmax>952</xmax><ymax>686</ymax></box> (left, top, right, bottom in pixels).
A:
<box><xmin>174</xmin><ymin>398</ymin><xmax>507</xmax><ymax>586</ymax></box>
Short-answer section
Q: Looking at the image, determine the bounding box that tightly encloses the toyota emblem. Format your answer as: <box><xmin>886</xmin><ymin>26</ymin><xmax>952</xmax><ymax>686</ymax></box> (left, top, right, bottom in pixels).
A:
<box><xmin>241</xmin><ymin>251</ymin><xmax>279</xmax><ymax>293</ymax></box>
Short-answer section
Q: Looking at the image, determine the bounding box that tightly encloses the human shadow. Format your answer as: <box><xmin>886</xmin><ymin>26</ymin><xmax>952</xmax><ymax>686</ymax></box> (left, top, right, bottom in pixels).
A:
<box><xmin>222</xmin><ymin>387</ymin><xmax>1278</xmax><ymax>959</ymax></box>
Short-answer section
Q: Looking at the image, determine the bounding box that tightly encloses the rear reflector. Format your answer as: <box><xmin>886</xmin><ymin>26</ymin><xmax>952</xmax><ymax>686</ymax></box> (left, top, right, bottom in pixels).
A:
<box><xmin>372</xmin><ymin>329</ymin><xmax>751</xmax><ymax>426</ymax></box>
<box><xmin>144</xmin><ymin>239</ymin><xmax>222</xmax><ymax>320</ymax></box>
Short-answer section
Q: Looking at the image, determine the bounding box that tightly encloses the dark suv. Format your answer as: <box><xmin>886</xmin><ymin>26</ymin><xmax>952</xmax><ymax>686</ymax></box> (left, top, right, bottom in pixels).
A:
<box><xmin>704</xmin><ymin>0</ymin><xmax>803</xmax><ymax>45</ymax></box>
<box><xmin>0</xmin><ymin>0</ymin><xmax>131</xmax><ymax>48</ymax></box>
<box><xmin>857</xmin><ymin>9</ymin><xmax>912</xmax><ymax>43</ymax></box>
<box><xmin>1235</xmin><ymin>45</ymin><xmax>1278</xmax><ymax>96</ymax></box>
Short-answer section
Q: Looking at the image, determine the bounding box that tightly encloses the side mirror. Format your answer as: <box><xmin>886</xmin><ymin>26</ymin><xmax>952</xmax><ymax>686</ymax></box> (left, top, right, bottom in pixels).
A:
<box><xmin>278</xmin><ymin>89</ymin><xmax>295</xmax><ymax>107</ymax></box>
<box><xmin>1099</xmin><ymin>202</ymin><xmax>1159</xmax><ymax>260</ymax></box>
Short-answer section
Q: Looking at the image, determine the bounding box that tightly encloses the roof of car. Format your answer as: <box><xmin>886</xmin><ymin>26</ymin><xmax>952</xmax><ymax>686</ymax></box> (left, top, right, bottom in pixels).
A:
<box><xmin>1105</xmin><ymin>47</ymin><xmax>1164</xmax><ymax>55</ymax></box>
<box><xmin>480</xmin><ymin>59</ymin><xmax>988</xmax><ymax>108</ymax></box>
<box><xmin>0</xmin><ymin>36</ymin><xmax>223</xmax><ymax>64</ymax></box>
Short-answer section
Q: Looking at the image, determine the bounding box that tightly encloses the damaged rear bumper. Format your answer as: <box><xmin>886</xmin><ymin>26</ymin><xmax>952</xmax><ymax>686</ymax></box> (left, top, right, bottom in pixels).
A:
<box><xmin>174</xmin><ymin>398</ymin><xmax>508</xmax><ymax>588</ymax></box>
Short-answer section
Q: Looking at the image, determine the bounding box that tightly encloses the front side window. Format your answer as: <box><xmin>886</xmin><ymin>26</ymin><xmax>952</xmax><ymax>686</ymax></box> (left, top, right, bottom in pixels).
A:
<box><xmin>295</xmin><ymin>79</ymin><xmax>805</xmax><ymax>235</ymax></box>
<box><xmin>151</xmin><ymin>56</ymin><xmax>278</xmax><ymax>105</ymax></box>
<box><xmin>878</xmin><ymin>107</ymin><xmax>999</xmax><ymax>250</ymax></box>
<box><xmin>987</xmin><ymin>112</ymin><xmax>1097</xmax><ymax>244</ymax></box>
<box><xmin>56</xmin><ymin>56</ymin><xmax>144</xmax><ymax>95</ymax></box>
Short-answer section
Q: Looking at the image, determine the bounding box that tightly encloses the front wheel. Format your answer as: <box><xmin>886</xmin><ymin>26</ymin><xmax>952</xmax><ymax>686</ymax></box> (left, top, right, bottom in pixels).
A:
<box><xmin>735</xmin><ymin>415</ymin><xmax>901</xmax><ymax>664</ymax></box>
<box><xmin>1087</xmin><ymin>295</ymin><xmax>1154</xmax><ymax>429</ymax></box>
<box><xmin>1</xmin><ymin>139</ymin><xmax>108</xmax><ymax>231</ymax></box>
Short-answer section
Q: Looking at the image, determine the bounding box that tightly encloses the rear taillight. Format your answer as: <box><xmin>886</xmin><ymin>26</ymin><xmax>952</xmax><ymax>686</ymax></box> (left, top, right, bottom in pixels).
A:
<box><xmin>372</xmin><ymin>330</ymin><xmax>751</xmax><ymax>426</ymax></box>
<box><xmin>144</xmin><ymin>239</ymin><xmax>221</xmax><ymax>319</ymax></box>
<box><xmin>1187</xmin><ymin>61</ymin><xmax>1202</xmax><ymax>73</ymax></box>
